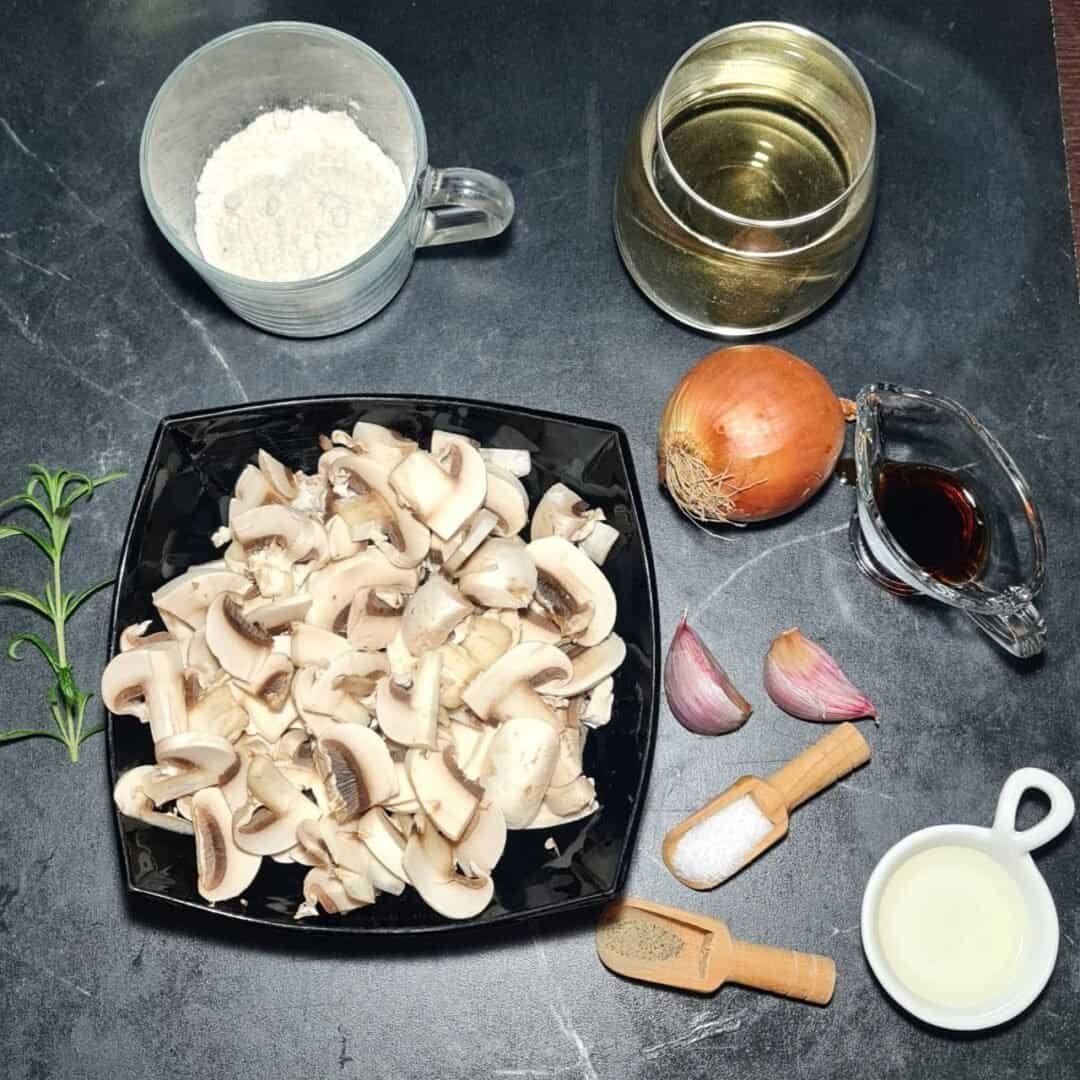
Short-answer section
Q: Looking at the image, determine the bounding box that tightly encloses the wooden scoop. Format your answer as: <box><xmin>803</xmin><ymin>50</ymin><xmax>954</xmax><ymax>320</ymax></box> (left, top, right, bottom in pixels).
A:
<box><xmin>663</xmin><ymin>722</ymin><xmax>871</xmax><ymax>889</ymax></box>
<box><xmin>596</xmin><ymin>897</ymin><xmax>835</xmax><ymax>1004</ymax></box>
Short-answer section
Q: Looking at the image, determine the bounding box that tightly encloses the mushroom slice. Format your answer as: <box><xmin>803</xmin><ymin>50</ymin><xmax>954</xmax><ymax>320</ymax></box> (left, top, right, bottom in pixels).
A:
<box><xmin>119</xmin><ymin>621</ymin><xmax>174</xmax><ymax>652</ymax></box>
<box><xmin>456</xmin><ymin>538</ymin><xmax>537</xmax><ymax>609</ymax></box>
<box><xmin>548</xmin><ymin>723</ymin><xmax>587</xmax><ymax>789</ymax></box>
<box><xmin>186</xmin><ymin>684</ymin><xmax>247</xmax><ymax>741</ymax></box>
<box><xmin>385</xmin><ymin>628</ymin><xmax>417</xmax><ymax>685</ymax></box>
<box><xmin>542</xmin><ymin>634</ymin><xmax>625</xmax><ymax>697</ymax></box>
<box><xmin>576</xmin><ymin>676</ymin><xmax>614</xmax><ymax>730</ymax></box>
<box><xmin>483</xmin><ymin>717</ymin><xmax>559</xmax><ymax>828</ymax></box>
<box><xmin>406</xmin><ymin>747</ymin><xmax>484</xmax><ymax>842</ymax></box>
<box><xmin>520</xmin><ymin>606</ymin><xmax>563</xmax><ymax>644</ymax></box>
<box><xmin>145</xmin><ymin>732</ymin><xmax>240</xmax><ymax>803</ymax></box>
<box><xmin>401</xmin><ymin>575</ymin><xmax>473</xmax><ymax>655</ymax></box>
<box><xmin>440</xmin><ymin>509</ymin><xmax>500</xmax><ymax>575</ymax></box>
<box><xmin>183</xmin><ymin>630</ymin><xmax>224</xmax><ymax>690</ymax></box>
<box><xmin>220</xmin><ymin>737</ymin><xmax>264</xmax><ymax>811</ymax></box>
<box><xmin>230</xmin><ymin>504</ymin><xmax>321</xmax><ymax>563</ymax></box>
<box><xmin>526</xmin><ymin>536</ymin><xmax>616</xmax><ymax>646</ymax></box>
<box><xmin>325</xmin><ymin>514</ymin><xmax>360</xmax><ymax>561</ymax></box>
<box><xmin>454</xmin><ymin>800</ymin><xmax>506</xmax><ymax>876</ymax></box>
<box><xmin>233</xmin><ymin>755</ymin><xmax>320</xmax><ymax>855</ymax></box>
<box><xmin>347</xmin><ymin>588</ymin><xmax>407</xmax><ymax>651</ymax></box>
<box><xmin>459</xmin><ymin>724</ymin><xmax>498</xmax><ymax>784</ymax></box>
<box><xmin>101</xmin><ymin>646</ymin><xmax>187</xmax><ymax>743</ymax></box>
<box><xmin>544</xmin><ymin>775</ymin><xmax>597</xmax><ymax>818</ymax></box>
<box><xmin>351</xmin><ymin>421</ymin><xmax>418</xmax><ymax>465</ymax></box>
<box><xmin>579</xmin><ymin>522</ymin><xmax>619</xmax><ymax>566</ymax></box>
<box><xmin>530</xmin><ymin>483</ymin><xmax>604</xmax><ymax>543</ymax></box>
<box><xmin>205</xmin><ymin>593</ymin><xmax>272</xmax><ymax>682</ymax></box>
<box><xmin>257</xmin><ymin>449</ymin><xmax>299</xmax><ymax>501</ymax></box>
<box><xmin>483</xmin><ymin>464</ymin><xmax>529</xmax><ymax>537</ymax></box>
<box><xmin>247</xmin><ymin>652</ymin><xmax>294</xmax><ymax>711</ymax></box>
<box><xmin>319</xmin><ymin>818</ymin><xmax>375</xmax><ymax>878</ymax></box>
<box><xmin>332</xmin><ymin>453</ymin><xmax>430</xmax><ymax>569</ymax></box>
<box><xmin>113</xmin><ymin>765</ymin><xmax>194</xmax><ymax>835</ymax></box>
<box><xmin>388</xmin><ymin>435</ymin><xmax>487</xmax><ymax>541</ymax></box>
<box><xmin>289</xmin><ymin>623</ymin><xmax>353</xmax><ymax>668</ymax></box>
<box><xmin>461</xmin><ymin>642</ymin><xmax>572</xmax><ymax>728</ymax></box>
<box><xmin>295</xmin><ymin>818</ymin><xmax>332</xmax><ymax>867</ymax></box>
<box><xmin>383</xmin><ymin>761</ymin><xmax>421</xmax><ymax>813</ymax></box>
<box><xmin>246</xmin><ymin>595</ymin><xmax>312</xmax><ymax>635</ymax></box>
<box><xmin>478</xmin><ymin>447</ymin><xmax>531</xmax><ymax>478</ymax></box>
<box><xmin>295</xmin><ymin>867</ymin><xmax>366</xmax><ymax>919</ymax></box>
<box><xmin>438</xmin><ymin>645</ymin><xmax>480</xmax><ymax>710</ymax></box>
<box><xmin>192</xmin><ymin>786</ymin><xmax>262</xmax><ymax>902</ymax></box>
<box><xmin>356</xmin><ymin>808</ymin><xmax>410</xmax><ymax>883</ymax></box>
<box><xmin>375</xmin><ymin>651</ymin><xmax>441</xmax><ymax>747</ymax></box>
<box><xmin>402</xmin><ymin>818</ymin><xmax>494</xmax><ymax>920</ymax></box>
<box><xmin>522</xmin><ymin>798</ymin><xmax>599</xmax><ymax>831</ymax></box>
<box><xmin>305</xmin><ymin>549</ymin><xmax>419</xmax><ymax>632</ymax></box>
<box><xmin>461</xmin><ymin>615</ymin><xmax>515</xmax><ymax>668</ymax></box>
<box><xmin>233</xmin><ymin>463</ymin><xmax>278</xmax><ymax>512</ymax></box>
<box><xmin>315</xmin><ymin>722</ymin><xmax>398</xmax><ymax>822</ymax></box>
<box><xmin>230</xmin><ymin>680</ymin><xmax>298</xmax><ymax>743</ymax></box>
<box><xmin>152</xmin><ymin>563</ymin><xmax>252</xmax><ymax>633</ymax></box>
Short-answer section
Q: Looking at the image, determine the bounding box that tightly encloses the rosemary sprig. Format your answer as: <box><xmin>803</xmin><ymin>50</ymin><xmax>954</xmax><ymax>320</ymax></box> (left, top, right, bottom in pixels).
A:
<box><xmin>0</xmin><ymin>464</ymin><xmax>125</xmax><ymax>762</ymax></box>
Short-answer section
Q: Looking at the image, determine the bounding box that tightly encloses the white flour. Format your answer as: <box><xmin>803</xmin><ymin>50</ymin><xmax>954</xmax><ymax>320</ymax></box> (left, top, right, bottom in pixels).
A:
<box><xmin>194</xmin><ymin>106</ymin><xmax>406</xmax><ymax>282</ymax></box>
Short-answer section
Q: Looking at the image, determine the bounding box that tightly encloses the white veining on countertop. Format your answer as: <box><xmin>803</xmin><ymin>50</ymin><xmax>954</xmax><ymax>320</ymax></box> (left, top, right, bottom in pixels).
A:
<box><xmin>531</xmin><ymin>935</ymin><xmax>600</xmax><ymax>1080</ymax></box>
<box><xmin>642</xmin><ymin>1007</ymin><xmax>747</xmax><ymax>1059</ymax></box>
<box><xmin>1</xmin><ymin>247</ymin><xmax>71</xmax><ymax>281</ymax></box>
<box><xmin>0</xmin><ymin>941</ymin><xmax>93</xmax><ymax>1000</ymax></box>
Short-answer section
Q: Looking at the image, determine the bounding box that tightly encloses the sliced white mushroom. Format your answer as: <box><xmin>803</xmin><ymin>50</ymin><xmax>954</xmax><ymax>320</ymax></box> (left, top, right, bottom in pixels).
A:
<box><xmin>527</xmin><ymin>536</ymin><xmax>616</xmax><ymax>646</ymax></box>
<box><xmin>579</xmin><ymin>521</ymin><xmax>619</xmax><ymax>566</ymax></box>
<box><xmin>183</xmin><ymin>630</ymin><xmax>225</xmax><ymax>690</ymax></box>
<box><xmin>351</xmin><ymin>421</ymin><xmax>417</xmax><ymax>465</ymax></box>
<box><xmin>119</xmin><ymin>621</ymin><xmax>174</xmax><ymax>652</ymax></box>
<box><xmin>401</xmin><ymin>574</ymin><xmax>472</xmax><ymax>655</ymax></box>
<box><xmin>385</xmin><ymin>628</ymin><xmax>417</xmax><ymax>685</ymax></box>
<box><xmin>461</xmin><ymin>642</ymin><xmax>572</xmax><ymax>728</ymax></box>
<box><xmin>325</xmin><ymin>514</ymin><xmax>361</xmax><ymax>560</ymax></box>
<box><xmin>152</xmin><ymin>563</ymin><xmax>252</xmax><ymax>634</ymax></box>
<box><xmin>233</xmin><ymin>463</ymin><xmax>278</xmax><ymax>513</ymax></box>
<box><xmin>406</xmin><ymin>747</ymin><xmax>484</xmax><ymax>842</ymax></box>
<box><xmin>289</xmin><ymin>623</ymin><xmax>353</xmax><ymax>668</ymax></box>
<box><xmin>113</xmin><ymin>765</ymin><xmax>194</xmax><ymax>834</ymax></box>
<box><xmin>383</xmin><ymin>761</ymin><xmax>421</xmax><ymax>813</ymax></box>
<box><xmin>204</xmin><ymin>593</ymin><xmax>273</xmax><ymax>682</ymax></box>
<box><xmin>530</xmin><ymin>483</ymin><xmax>604</xmax><ymax>543</ymax></box>
<box><xmin>233</xmin><ymin>755</ymin><xmax>320</xmax><ymax>855</ymax></box>
<box><xmin>186</xmin><ymin>684</ymin><xmax>247</xmax><ymax>741</ymax></box>
<box><xmin>375</xmin><ymin>651</ymin><xmax>441</xmax><ymax>747</ymax></box>
<box><xmin>315</xmin><ymin>722</ymin><xmax>398</xmax><ymax>821</ymax></box>
<box><xmin>230</xmin><ymin>504</ymin><xmax>323</xmax><ymax>564</ymax></box>
<box><xmin>522</xmin><ymin>799</ymin><xmax>599</xmax><ymax>830</ymax></box>
<box><xmin>454</xmin><ymin>800</ymin><xmax>507</xmax><ymax>876</ymax></box>
<box><xmin>256</xmin><ymin>449</ymin><xmax>299</xmax><ymax>500</ymax></box>
<box><xmin>544</xmin><ymin>775</ymin><xmax>597</xmax><ymax>817</ymax></box>
<box><xmin>192</xmin><ymin>786</ymin><xmax>262</xmax><ymax>902</ymax></box>
<box><xmin>143</xmin><ymin>732</ymin><xmax>240</xmax><ymax>804</ymax></box>
<box><xmin>231</xmin><ymin>680</ymin><xmax>298</xmax><ymax>743</ymax></box>
<box><xmin>346</xmin><ymin>588</ymin><xmax>406</xmax><ymax>650</ymax></box>
<box><xmin>576</xmin><ymin>676</ymin><xmax>614</xmax><ymax>729</ymax></box>
<box><xmin>483</xmin><ymin>464</ymin><xmax>529</xmax><ymax>537</ymax></box>
<box><xmin>439</xmin><ymin>508</ymin><xmax>500</xmax><ymax>576</ymax></box>
<box><xmin>456</xmin><ymin>538</ymin><xmax>538</xmax><ymax>609</ymax></box>
<box><xmin>483</xmin><ymin>717</ymin><xmax>559</xmax><ymax>828</ymax></box>
<box><xmin>305</xmin><ymin>549</ymin><xmax>419</xmax><ymax>632</ymax></box>
<box><xmin>295</xmin><ymin>866</ymin><xmax>367</xmax><ymax>918</ymax></box>
<box><xmin>101</xmin><ymin>646</ymin><xmax>188</xmax><ymax>743</ymax></box>
<box><xmin>245</xmin><ymin>594</ymin><xmax>312</xmax><ymax>635</ymax></box>
<box><xmin>540</xmin><ymin>634</ymin><xmax>625</xmax><ymax>698</ymax></box>
<box><xmin>389</xmin><ymin>435</ymin><xmax>487</xmax><ymax>541</ymax></box>
<box><xmin>478</xmin><ymin>447</ymin><xmax>531</xmax><ymax>478</ymax></box>
<box><xmin>519</xmin><ymin>606</ymin><xmax>563</xmax><ymax>644</ymax></box>
<box><xmin>356</xmin><ymin>807</ymin><xmax>410</xmax><ymax>883</ymax></box>
<box><xmin>402</xmin><ymin>817</ymin><xmax>494</xmax><ymax>920</ymax></box>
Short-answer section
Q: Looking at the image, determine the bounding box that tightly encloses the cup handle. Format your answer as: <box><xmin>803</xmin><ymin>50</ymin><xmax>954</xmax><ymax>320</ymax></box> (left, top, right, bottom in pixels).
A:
<box><xmin>417</xmin><ymin>167</ymin><xmax>515</xmax><ymax>247</ymax></box>
<box><xmin>966</xmin><ymin>603</ymin><xmax>1046</xmax><ymax>659</ymax></box>
<box><xmin>992</xmin><ymin>767</ymin><xmax>1075</xmax><ymax>853</ymax></box>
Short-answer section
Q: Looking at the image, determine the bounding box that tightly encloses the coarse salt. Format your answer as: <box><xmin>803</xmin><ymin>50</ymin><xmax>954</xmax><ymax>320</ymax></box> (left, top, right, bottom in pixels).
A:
<box><xmin>671</xmin><ymin>794</ymin><xmax>773</xmax><ymax>884</ymax></box>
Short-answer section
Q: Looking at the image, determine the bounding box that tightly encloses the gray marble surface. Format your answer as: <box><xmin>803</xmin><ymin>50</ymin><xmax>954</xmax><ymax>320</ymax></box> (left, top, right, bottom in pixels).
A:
<box><xmin>1</xmin><ymin>2</ymin><xmax>1077</xmax><ymax>1078</ymax></box>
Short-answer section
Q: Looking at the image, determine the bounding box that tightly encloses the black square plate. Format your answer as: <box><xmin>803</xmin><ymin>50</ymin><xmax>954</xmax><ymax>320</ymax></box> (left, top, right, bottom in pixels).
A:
<box><xmin>106</xmin><ymin>395</ymin><xmax>659</xmax><ymax>934</ymax></box>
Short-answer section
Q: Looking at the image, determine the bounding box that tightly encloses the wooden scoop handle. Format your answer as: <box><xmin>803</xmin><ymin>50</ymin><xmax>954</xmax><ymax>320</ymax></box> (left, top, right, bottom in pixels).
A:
<box><xmin>766</xmin><ymin>722</ymin><xmax>870</xmax><ymax>812</ymax></box>
<box><xmin>729</xmin><ymin>939</ymin><xmax>836</xmax><ymax>1005</ymax></box>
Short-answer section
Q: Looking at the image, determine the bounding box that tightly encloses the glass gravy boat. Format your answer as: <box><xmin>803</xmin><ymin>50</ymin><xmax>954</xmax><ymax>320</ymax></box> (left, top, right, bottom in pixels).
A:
<box><xmin>851</xmin><ymin>384</ymin><xmax>1046</xmax><ymax>658</ymax></box>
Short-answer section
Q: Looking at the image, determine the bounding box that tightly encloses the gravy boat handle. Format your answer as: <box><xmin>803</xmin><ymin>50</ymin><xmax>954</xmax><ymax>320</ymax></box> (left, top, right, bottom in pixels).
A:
<box><xmin>966</xmin><ymin>604</ymin><xmax>1046</xmax><ymax>660</ymax></box>
<box><xmin>992</xmin><ymin>767</ymin><xmax>1075</xmax><ymax>854</ymax></box>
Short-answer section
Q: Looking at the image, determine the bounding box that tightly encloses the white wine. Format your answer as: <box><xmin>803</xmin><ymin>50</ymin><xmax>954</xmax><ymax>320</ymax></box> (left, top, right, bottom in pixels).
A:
<box><xmin>613</xmin><ymin>23</ymin><xmax>876</xmax><ymax>335</ymax></box>
<box><xmin>659</xmin><ymin>98</ymin><xmax>848</xmax><ymax>232</ymax></box>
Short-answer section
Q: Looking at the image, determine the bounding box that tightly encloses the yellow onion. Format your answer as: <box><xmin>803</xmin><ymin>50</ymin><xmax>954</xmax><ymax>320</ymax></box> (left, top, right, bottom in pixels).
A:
<box><xmin>658</xmin><ymin>345</ymin><xmax>852</xmax><ymax>524</ymax></box>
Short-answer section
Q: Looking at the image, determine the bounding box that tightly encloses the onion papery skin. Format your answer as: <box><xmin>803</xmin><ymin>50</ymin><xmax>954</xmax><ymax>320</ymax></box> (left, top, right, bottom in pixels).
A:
<box><xmin>658</xmin><ymin>345</ymin><xmax>847</xmax><ymax>524</ymax></box>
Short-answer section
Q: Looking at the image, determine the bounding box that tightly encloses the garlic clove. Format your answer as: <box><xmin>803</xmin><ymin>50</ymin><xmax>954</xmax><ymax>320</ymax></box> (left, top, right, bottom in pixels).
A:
<box><xmin>664</xmin><ymin>613</ymin><xmax>752</xmax><ymax>734</ymax></box>
<box><xmin>763</xmin><ymin>628</ymin><xmax>876</xmax><ymax>722</ymax></box>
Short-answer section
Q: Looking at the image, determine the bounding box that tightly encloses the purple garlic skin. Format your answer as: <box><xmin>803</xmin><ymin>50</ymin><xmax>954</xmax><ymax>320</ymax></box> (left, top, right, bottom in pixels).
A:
<box><xmin>763</xmin><ymin>627</ymin><xmax>877</xmax><ymax>722</ymax></box>
<box><xmin>664</xmin><ymin>613</ymin><xmax>752</xmax><ymax>734</ymax></box>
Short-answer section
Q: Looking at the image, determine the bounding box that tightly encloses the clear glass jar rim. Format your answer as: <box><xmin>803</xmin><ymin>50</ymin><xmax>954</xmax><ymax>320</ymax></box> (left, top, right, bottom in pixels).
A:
<box><xmin>138</xmin><ymin>20</ymin><xmax>428</xmax><ymax>291</ymax></box>
<box><xmin>654</xmin><ymin>21</ymin><xmax>878</xmax><ymax>231</ymax></box>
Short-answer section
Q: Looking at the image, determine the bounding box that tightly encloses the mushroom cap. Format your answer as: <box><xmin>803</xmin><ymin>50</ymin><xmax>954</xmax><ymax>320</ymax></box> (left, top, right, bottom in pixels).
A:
<box><xmin>461</xmin><ymin>642</ymin><xmax>572</xmax><ymax>722</ymax></box>
<box><xmin>456</xmin><ymin>538</ymin><xmax>538</xmax><ymax>610</ymax></box>
<box><xmin>406</xmin><ymin>747</ymin><xmax>484</xmax><ymax>842</ymax></box>
<box><xmin>401</xmin><ymin>574</ymin><xmax>473</xmax><ymax>655</ymax></box>
<box><xmin>305</xmin><ymin>549</ymin><xmax>419</xmax><ymax>631</ymax></box>
<box><xmin>389</xmin><ymin>435</ymin><xmax>487</xmax><ymax>541</ymax></box>
<box><xmin>205</xmin><ymin>593</ymin><xmax>273</xmax><ymax>682</ymax></box>
<box><xmin>526</xmin><ymin>536</ymin><xmax>617</xmax><ymax>646</ymax></box>
<box><xmin>374</xmin><ymin>651</ymin><xmax>441</xmax><ymax>748</ymax></box>
<box><xmin>101</xmin><ymin>646</ymin><xmax>188</xmax><ymax>743</ymax></box>
<box><xmin>315</xmin><ymin>722</ymin><xmax>398</xmax><ymax>822</ymax></box>
<box><xmin>192</xmin><ymin>786</ymin><xmax>262</xmax><ymax>902</ymax></box>
<box><xmin>402</xmin><ymin>819</ymin><xmax>494</xmax><ymax>920</ymax></box>
<box><xmin>484</xmin><ymin>717</ymin><xmax>560</xmax><ymax>829</ymax></box>
<box><xmin>483</xmin><ymin>465</ymin><xmax>530</xmax><ymax>537</ymax></box>
<box><xmin>530</xmin><ymin>483</ymin><xmax>603</xmax><ymax>543</ymax></box>
<box><xmin>152</xmin><ymin>563</ymin><xmax>252</xmax><ymax>633</ymax></box>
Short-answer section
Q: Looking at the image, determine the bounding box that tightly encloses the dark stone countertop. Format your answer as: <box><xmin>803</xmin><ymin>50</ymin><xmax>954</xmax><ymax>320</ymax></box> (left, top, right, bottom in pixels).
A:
<box><xmin>1</xmin><ymin>2</ymin><xmax>1077</xmax><ymax>1078</ymax></box>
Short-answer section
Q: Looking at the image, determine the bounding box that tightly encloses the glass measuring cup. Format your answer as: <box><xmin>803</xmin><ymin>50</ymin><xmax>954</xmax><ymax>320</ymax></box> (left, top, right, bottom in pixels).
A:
<box><xmin>140</xmin><ymin>22</ymin><xmax>514</xmax><ymax>337</ymax></box>
<box><xmin>613</xmin><ymin>22</ymin><xmax>877</xmax><ymax>335</ymax></box>
<box><xmin>850</xmin><ymin>384</ymin><xmax>1047</xmax><ymax>658</ymax></box>
<box><xmin>861</xmin><ymin>768</ymin><xmax>1074</xmax><ymax>1030</ymax></box>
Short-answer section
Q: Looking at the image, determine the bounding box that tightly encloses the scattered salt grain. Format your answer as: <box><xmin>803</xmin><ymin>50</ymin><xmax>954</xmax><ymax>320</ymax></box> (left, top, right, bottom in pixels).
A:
<box><xmin>670</xmin><ymin>794</ymin><xmax>773</xmax><ymax>885</ymax></box>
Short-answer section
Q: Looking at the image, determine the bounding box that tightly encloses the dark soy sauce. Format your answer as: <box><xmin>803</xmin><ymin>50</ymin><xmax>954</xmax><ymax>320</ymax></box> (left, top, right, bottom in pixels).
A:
<box><xmin>874</xmin><ymin>462</ymin><xmax>990</xmax><ymax>585</ymax></box>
